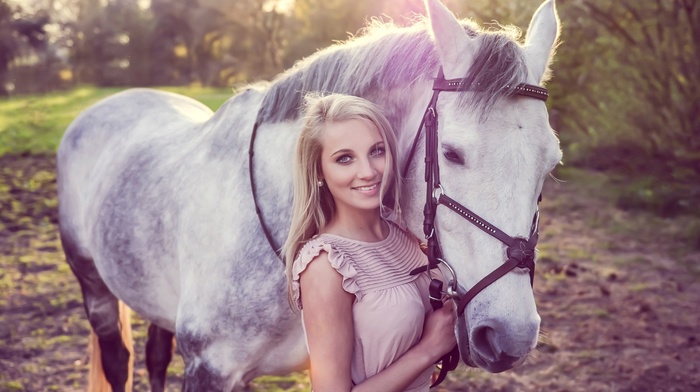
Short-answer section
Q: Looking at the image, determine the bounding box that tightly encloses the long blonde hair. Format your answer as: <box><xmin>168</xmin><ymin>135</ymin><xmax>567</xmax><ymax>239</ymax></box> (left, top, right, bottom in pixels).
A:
<box><xmin>282</xmin><ymin>94</ymin><xmax>402</xmax><ymax>308</ymax></box>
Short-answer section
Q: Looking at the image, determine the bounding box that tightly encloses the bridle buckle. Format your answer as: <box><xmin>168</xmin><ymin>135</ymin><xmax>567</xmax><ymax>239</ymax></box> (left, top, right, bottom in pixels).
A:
<box><xmin>432</xmin><ymin>184</ymin><xmax>444</xmax><ymax>200</ymax></box>
<box><xmin>506</xmin><ymin>238</ymin><xmax>535</xmax><ymax>269</ymax></box>
<box><xmin>434</xmin><ymin>257</ymin><xmax>460</xmax><ymax>301</ymax></box>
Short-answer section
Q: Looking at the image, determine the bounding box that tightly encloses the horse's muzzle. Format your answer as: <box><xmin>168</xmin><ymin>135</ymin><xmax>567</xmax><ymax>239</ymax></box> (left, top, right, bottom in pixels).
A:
<box><xmin>461</xmin><ymin>317</ymin><xmax>538</xmax><ymax>373</ymax></box>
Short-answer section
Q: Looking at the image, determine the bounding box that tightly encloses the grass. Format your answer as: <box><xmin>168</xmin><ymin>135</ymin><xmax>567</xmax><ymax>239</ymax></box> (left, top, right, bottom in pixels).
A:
<box><xmin>0</xmin><ymin>85</ymin><xmax>234</xmax><ymax>157</ymax></box>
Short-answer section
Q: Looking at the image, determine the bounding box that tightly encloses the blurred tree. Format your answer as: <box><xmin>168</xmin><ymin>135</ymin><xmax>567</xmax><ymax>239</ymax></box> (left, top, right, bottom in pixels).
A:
<box><xmin>0</xmin><ymin>0</ymin><xmax>50</xmax><ymax>95</ymax></box>
<box><xmin>197</xmin><ymin>0</ymin><xmax>288</xmax><ymax>84</ymax></box>
<box><xmin>378</xmin><ymin>0</ymin><xmax>424</xmax><ymax>24</ymax></box>
<box><xmin>451</xmin><ymin>0</ymin><xmax>543</xmax><ymax>28</ymax></box>
<box><xmin>590</xmin><ymin>0</ymin><xmax>697</xmax><ymax>154</ymax></box>
<box><xmin>70</xmin><ymin>0</ymin><xmax>153</xmax><ymax>86</ymax></box>
<box><xmin>147</xmin><ymin>0</ymin><xmax>290</xmax><ymax>86</ymax></box>
<box><xmin>156</xmin><ymin>0</ymin><xmax>242</xmax><ymax>85</ymax></box>
<box><xmin>244</xmin><ymin>0</ymin><xmax>288</xmax><ymax>79</ymax></box>
<box><xmin>149</xmin><ymin>0</ymin><xmax>199</xmax><ymax>85</ymax></box>
<box><xmin>283</xmin><ymin>0</ymin><xmax>378</xmax><ymax>68</ymax></box>
<box><xmin>551</xmin><ymin>0</ymin><xmax>699</xmax><ymax>178</ymax></box>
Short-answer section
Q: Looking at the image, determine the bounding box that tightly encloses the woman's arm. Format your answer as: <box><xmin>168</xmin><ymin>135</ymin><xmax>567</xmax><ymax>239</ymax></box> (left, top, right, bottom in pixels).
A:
<box><xmin>300</xmin><ymin>252</ymin><xmax>457</xmax><ymax>392</ymax></box>
<box><xmin>300</xmin><ymin>252</ymin><xmax>355</xmax><ymax>391</ymax></box>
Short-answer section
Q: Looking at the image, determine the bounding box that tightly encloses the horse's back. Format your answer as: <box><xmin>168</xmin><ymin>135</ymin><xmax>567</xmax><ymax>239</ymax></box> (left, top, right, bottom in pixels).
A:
<box><xmin>59</xmin><ymin>88</ymin><xmax>212</xmax><ymax>163</ymax></box>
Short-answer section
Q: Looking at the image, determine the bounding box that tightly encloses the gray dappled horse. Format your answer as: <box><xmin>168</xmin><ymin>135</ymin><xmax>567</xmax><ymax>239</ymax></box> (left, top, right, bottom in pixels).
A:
<box><xmin>57</xmin><ymin>0</ymin><xmax>562</xmax><ymax>390</ymax></box>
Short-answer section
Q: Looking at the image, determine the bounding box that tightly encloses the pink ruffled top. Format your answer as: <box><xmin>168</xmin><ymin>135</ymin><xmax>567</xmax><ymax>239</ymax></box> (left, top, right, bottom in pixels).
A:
<box><xmin>292</xmin><ymin>220</ymin><xmax>433</xmax><ymax>391</ymax></box>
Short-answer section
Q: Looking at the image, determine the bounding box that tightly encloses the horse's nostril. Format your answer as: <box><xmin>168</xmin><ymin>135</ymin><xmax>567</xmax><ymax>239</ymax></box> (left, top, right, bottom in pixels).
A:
<box><xmin>472</xmin><ymin>324</ymin><xmax>500</xmax><ymax>362</ymax></box>
<box><xmin>470</xmin><ymin>322</ymin><xmax>529</xmax><ymax>373</ymax></box>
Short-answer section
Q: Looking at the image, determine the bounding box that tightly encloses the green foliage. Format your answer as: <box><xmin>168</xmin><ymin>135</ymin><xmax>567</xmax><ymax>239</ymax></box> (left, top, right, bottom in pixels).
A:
<box><xmin>0</xmin><ymin>0</ymin><xmax>50</xmax><ymax>95</ymax></box>
<box><xmin>70</xmin><ymin>0</ymin><xmax>155</xmax><ymax>86</ymax></box>
<box><xmin>0</xmin><ymin>381</ymin><xmax>24</xmax><ymax>391</ymax></box>
<box><xmin>552</xmin><ymin>0</ymin><xmax>698</xmax><ymax>178</ymax></box>
<box><xmin>615</xmin><ymin>176</ymin><xmax>697</xmax><ymax>218</ymax></box>
<box><xmin>0</xmin><ymin>86</ymin><xmax>232</xmax><ymax>156</ymax></box>
<box><xmin>149</xmin><ymin>0</ymin><xmax>240</xmax><ymax>85</ymax></box>
<box><xmin>284</xmin><ymin>0</ymin><xmax>379</xmax><ymax>68</ymax></box>
<box><xmin>249</xmin><ymin>373</ymin><xmax>312</xmax><ymax>391</ymax></box>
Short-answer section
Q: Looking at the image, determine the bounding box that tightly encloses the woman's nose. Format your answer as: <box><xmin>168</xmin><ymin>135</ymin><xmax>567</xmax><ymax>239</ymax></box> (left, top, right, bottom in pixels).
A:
<box><xmin>357</xmin><ymin>158</ymin><xmax>378</xmax><ymax>179</ymax></box>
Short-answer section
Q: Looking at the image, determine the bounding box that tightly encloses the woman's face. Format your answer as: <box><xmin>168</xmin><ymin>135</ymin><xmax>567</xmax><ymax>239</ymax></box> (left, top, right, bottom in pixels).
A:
<box><xmin>319</xmin><ymin>118</ymin><xmax>387</xmax><ymax>215</ymax></box>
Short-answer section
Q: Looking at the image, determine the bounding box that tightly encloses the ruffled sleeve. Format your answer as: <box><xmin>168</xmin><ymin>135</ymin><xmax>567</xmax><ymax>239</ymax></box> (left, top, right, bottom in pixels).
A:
<box><xmin>291</xmin><ymin>238</ymin><xmax>362</xmax><ymax>310</ymax></box>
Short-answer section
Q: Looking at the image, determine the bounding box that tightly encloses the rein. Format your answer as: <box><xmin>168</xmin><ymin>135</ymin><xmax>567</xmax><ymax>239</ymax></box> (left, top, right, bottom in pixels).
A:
<box><xmin>248</xmin><ymin>111</ymin><xmax>284</xmax><ymax>260</ymax></box>
<box><xmin>403</xmin><ymin>67</ymin><xmax>547</xmax><ymax>387</ymax></box>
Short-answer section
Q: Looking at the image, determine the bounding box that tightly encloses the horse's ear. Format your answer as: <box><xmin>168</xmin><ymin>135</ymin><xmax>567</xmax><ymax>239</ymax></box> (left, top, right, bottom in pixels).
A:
<box><xmin>425</xmin><ymin>0</ymin><xmax>475</xmax><ymax>78</ymax></box>
<box><xmin>524</xmin><ymin>0</ymin><xmax>560</xmax><ymax>84</ymax></box>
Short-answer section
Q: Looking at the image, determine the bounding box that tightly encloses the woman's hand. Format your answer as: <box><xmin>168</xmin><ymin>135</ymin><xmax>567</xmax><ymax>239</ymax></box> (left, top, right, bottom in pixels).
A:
<box><xmin>418</xmin><ymin>300</ymin><xmax>457</xmax><ymax>362</ymax></box>
<box><xmin>350</xmin><ymin>299</ymin><xmax>458</xmax><ymax>392</ymax></box>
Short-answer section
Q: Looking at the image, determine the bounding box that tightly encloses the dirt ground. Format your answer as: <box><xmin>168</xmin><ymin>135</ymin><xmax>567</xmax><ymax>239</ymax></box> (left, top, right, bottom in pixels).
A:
<box><xmin>0</xmin><ymin>153</ymin><xmax>698</xmax><ymax>392</ymax></box>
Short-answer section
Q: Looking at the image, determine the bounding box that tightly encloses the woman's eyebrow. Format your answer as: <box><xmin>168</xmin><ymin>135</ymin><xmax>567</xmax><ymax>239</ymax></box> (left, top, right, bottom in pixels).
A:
<box><xmin>331</xmin><ymin>148</ymin><xmax>353</xmax><ymax>157</ymax></box>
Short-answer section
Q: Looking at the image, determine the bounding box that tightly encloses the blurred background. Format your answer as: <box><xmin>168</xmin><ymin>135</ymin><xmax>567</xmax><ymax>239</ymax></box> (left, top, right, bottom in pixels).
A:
<box><xmin>0</xmin><ymin>0</ymin><xmax>698</xmax><ymax>391</ymax></box>
<box><xmin>2</xmin><ymin>0</ymin><xmax>697</xmax><ymax>213</ymax></box>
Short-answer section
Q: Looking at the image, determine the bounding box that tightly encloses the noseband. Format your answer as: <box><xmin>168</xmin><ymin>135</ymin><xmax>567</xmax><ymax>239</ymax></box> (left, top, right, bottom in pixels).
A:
<box><xmin>404</xmin><ymin>68</ymin><xmax>547</xmax><ymax>386</ymax></box>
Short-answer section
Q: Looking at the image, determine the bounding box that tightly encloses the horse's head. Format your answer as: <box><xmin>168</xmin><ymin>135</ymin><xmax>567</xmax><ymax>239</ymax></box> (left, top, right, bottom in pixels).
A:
<box><xmin>402</xmin><ymin>0</ymin><xmax>561</xmax><ymax>373</ymax></box>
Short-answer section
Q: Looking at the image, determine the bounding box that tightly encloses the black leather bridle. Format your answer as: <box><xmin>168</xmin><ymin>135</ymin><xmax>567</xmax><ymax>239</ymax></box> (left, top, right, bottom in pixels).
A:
<box><xmin>403</xmin><ymin>67</ymin><xmax>548</xmax><ymax>387</ymax></box>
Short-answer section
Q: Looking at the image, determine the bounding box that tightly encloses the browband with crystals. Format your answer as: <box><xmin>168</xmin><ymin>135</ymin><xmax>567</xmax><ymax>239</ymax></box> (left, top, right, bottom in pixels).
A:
<box><xmin>432</xmin><ymin>77</ymin><xmax>549</xmax><ymax>102</ymax></box>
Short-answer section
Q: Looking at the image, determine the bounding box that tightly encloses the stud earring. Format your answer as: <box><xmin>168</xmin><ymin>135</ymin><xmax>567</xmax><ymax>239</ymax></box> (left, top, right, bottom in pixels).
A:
<box><xmin>317</xmin><ymin>181</ymin><xmax>324</xmax><ymax>187</ymax></box>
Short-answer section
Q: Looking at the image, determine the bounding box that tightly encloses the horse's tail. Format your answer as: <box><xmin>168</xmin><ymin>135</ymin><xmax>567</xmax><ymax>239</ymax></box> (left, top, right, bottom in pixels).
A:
<box><xmin>87</xmin><ymin>301</ymin><xmax>134</xmax><ymax>392</ymax></box>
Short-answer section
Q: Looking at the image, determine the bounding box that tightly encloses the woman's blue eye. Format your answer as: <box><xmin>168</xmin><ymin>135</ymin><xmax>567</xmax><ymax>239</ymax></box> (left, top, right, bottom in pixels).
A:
<box><xmin>336</xmin><ymin>155</ymin><xmax>352</xmax><ymax>164</ymax></box>
<box><xmin>371</xmin><ymin>147</ymin><xmax>385</xmax><ymax>157</ymax></box>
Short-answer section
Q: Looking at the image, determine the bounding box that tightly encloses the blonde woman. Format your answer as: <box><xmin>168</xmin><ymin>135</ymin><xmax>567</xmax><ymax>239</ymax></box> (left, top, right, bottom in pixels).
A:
<box><xmin>283</xmin><ymin>94</ymin><xmax>457</xmax><ymax>392</ymax></box>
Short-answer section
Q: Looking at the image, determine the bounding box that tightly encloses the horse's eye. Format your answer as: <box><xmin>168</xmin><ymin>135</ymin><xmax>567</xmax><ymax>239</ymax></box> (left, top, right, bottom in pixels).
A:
<box><xmin>442</xmin><ymin>148</ymin><xmax>465</xmax><ymax>165</ymax></box>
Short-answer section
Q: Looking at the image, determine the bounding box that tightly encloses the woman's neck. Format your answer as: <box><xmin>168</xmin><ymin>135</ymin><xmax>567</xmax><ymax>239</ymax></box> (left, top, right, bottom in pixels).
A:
<box><xmin>323</xmin><ymin>207</ymin><xmax>388</xmax><ymax>242</ymax></box>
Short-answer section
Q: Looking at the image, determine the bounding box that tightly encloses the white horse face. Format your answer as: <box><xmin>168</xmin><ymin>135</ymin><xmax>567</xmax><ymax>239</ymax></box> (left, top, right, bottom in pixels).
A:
<box><xmin>433</xmin><ymin>93</ymin><xmax>561</xmax><ymax>372</ymax></box>
<box><xmin>418</xmin><ymin>0</ymin><xmax>561</xmax><ymax>372</ymax></box>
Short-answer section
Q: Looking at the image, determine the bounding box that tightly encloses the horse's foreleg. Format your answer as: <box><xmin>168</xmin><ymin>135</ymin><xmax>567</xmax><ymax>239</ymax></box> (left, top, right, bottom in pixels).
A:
<box><xmin>78</xmin><ymin>273</ymin><xmax>132</xmax><ymax>391</ymax></box>
<box><xmin>61</xmin><ymin>233</ymin><xmax>132</xmax><ymax>391</ymax></box>
<box><xmin>146</xmin><ymin>323</ymin><xmax>174</xmax><ymax>392</ymax></box>
<box><xmin>78</xmin><ymin>273</ymin><xmax>132</xmax><ymax>392</ymax></box>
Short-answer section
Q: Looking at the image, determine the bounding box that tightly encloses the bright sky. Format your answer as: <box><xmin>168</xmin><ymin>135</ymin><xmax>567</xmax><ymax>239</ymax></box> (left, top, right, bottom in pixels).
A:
<box><xmin>9</xmin><ymin>0</ymin><xmax>294</xmax><ymax>13</ymax></box>
<box><xmin>265</xmin><ymin>0</ymin><xmax>295</xmax><ymax>14</ymax></box>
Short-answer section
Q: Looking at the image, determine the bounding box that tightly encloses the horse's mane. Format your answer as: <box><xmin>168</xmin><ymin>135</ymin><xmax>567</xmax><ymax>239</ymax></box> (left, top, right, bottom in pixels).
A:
<box><xmin>257</xmin><ymin>17</ymin><xmax>528</xmax><ymax>124</ymax></box>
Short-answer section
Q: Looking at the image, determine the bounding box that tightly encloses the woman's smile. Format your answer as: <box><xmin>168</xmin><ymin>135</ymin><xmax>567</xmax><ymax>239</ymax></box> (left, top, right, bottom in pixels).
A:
<box><xmin>352</xmin><ymin>182</ymin><xmax>380</xmax><ymax>194</ymax></box>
